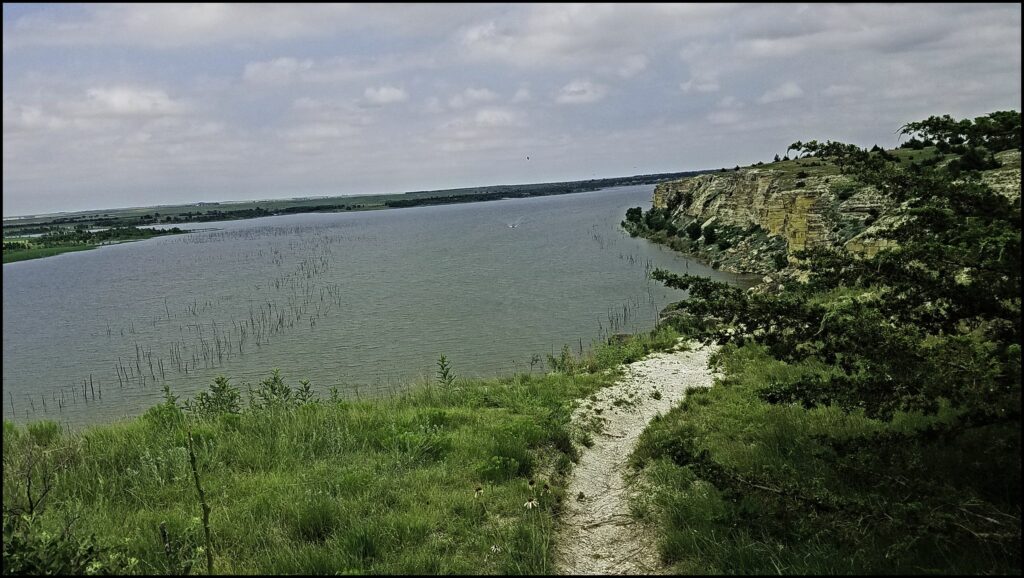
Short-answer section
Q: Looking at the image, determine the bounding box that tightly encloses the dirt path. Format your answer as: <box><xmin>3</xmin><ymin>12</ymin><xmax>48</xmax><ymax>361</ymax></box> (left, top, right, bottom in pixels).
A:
<box><xmin>555</xmin><ymin>343</ymin><xmax>718</xmax><ymax>575</ymax></box>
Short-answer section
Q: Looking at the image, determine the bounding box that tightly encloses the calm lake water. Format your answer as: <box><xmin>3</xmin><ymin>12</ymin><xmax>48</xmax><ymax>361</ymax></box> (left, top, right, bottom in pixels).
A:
<box><xmin>3</xmin><ymin>186</ymin><xmax>750</xmax><ymax>427</ymax></box>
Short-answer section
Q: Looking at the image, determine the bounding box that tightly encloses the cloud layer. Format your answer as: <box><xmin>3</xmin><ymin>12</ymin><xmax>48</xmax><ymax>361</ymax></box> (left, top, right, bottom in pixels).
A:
<box><xmin>3</xmin><ymin>3</ymin><xmax>1020</xmax><ymax>216</ymax></box>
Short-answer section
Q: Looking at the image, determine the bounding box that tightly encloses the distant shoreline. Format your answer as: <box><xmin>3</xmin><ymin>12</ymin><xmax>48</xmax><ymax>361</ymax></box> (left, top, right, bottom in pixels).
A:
<box><xmin>2</xmin><ymin>170</ymin><xmax>710</xmax><ymax>235</ymax></box>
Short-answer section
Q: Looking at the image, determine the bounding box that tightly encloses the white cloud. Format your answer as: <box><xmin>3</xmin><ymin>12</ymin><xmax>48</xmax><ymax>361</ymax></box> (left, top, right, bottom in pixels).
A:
<box><xmin>708</xmin><ymin>95</ymin><xmax>745</xmax><ymax>125</ymax></box>
<box><xmin>3</xmin><ymin>4</ymin><xmax>1020</xmax><ymax>216</ymax></box>
<box><xmin>3</xmin><ymin>101</ymin><xmax>67</xmax><ymax>131</ymax></box>
<box><xmin>458</xmin><ymin>4</ymin><xmax>730</xmax><ymax>70</ymax></box>
<box><xmin>4</xmin><ymin>4</ymin><xmax>490</xmax><ymax>50</ymax></box>
<box><xmin>363</xmin><ymin>86</ymin><xmax>408</xmax><ymax>105</ymax></box>
<box><xmin>822</xmin><ymin>84</ymin><xmax>864</xmax><ymax>98</ymax></box>
<box><xmin>617</xmin><ymin>54</ymin><xmax>648</xmax><ymax>78</ymax></box>
<box><xmin>511</xmin><ymin>88</ymin><xmax>532</xmax><ymax>103</ymax></box>
<box><xmin>448</xmin><ymin>87</ymin><xmax>498</xmax><ymax>109</ymax></box>
<box><xmin>423</xmin><ymin>97</ymin><xmax>444</xmax><ymax>114</ymax></box>
<box><xmin>243</xmin><ymin>54</ymin><xmax>435</xmax><ymax>86</ymax></box>
<box><xmin>83</xmin><ymin>87</ymin><xmax>189</xmax><ymax>116</ymax></box>
<box><xmin>244</xmin><ymin>58</ymin><xmax>314</xmax><ymax>85</ymax></box>
<box><xmin>758</xmin><ymin>82</ymin><xmax>804</xmax><ymax>104</ymax></box>
<box><xmin>708</xmin><ymin>109</ymin><xmax>743</xmax><ymax>125</ymax></box>
<box><xmin>680</xmin><ymin>74</ymin><xmax>720</xmax><ymax>94</ymax></box>
<box><xmin>473</xmin><ymin>107</ymin><xmax>522</xmax><ymax>128</ymax></box>
<box><xmin>556</xmin><ymin>80</ymin><xmax>607</xmax><ymax>104</ymax></box>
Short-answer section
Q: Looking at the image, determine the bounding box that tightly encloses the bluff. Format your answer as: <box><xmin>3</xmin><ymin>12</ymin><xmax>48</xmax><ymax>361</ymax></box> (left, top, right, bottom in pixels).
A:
<box><xmin>649</xmin><ymin>149</ymin><xmax>1020</xmax><ymax>274</ymax></box>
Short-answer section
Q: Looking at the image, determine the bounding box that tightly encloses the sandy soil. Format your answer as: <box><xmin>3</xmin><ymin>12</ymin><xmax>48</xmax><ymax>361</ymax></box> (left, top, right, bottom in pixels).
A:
<box><xmin>555</xmin><ymin>342</ymin><xmax>718</xmax><ymax>575</ymax></box>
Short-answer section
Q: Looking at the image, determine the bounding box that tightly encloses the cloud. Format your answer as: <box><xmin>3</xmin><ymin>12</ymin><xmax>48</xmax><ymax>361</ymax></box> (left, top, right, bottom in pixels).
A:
<box><xmin>448</xmin><ymin>87</ymin><xmax>498</xmax><ymax>109</ymax></box>
<box><xmin>758</xmin><ymin>82</ymin><xmax>804</xmax><ymax>104</ymax></box>
<box><xmin>511</xmin><ymin>88</ymin><xmax>532</xmax><ymax>103</ymax></box>
<box><xmin>822</xmin><ymin>84</ymin><xmax>864</xmax><ymax>98</ymax></box>
<box><xmin>244</xmin><ymin>58</ymin><xmax>314</xmax><ymax>85</ymax></box>
<box><xmin>708</xmin><ymin>95</ymin><xmax>745</xmax><ymax>125</ymax></box>
<box><xmin>83</xmin><ymin>87</ymin><xmax>189</xmax><ymax>116</ymax></box>
<box><xmin>243</xmin><ymin>54</ymin><xmax>436</xmax><ymax>86</ymax></box>
<box><xmin>708</xmin><ymin>109</ymin><xmax>743</xmax><ymax>125</ymax></box>
<box><xmin>4</xmin><ymin>4</ymin><xmax>490</xmax><ymax>50</ymax></box>
<box><xmin>2</xmin><ymin>4</ymin><xmax>1020</xmax><ymax>216</ymax></box>
<box><xmin>363</xmin><ymin>86</ymin><xmax>408</xmax><ymax>105</ymax></box>
<box><xmin>617</xmin><ymin>54</ymin><xmax>648</xmax><ymax>78</ymax></box>
<box><xmin>473</xmin><ymin>107</ymin><xmax>523</xmax><ymax>128</ymax></box>
<box><xmin>458</xmin><ymin>4</ymin><xmax>729</xmax><ymax>70</ymax></box>
<box><xmin>680</xmin><ymin>74</ymin><xmax>720</xmax><ymax>94</ymax></box>
<box><xmin>556</xmin><ymin>80</ymin><xmax>607</xmax><ymax>104</ymax></box>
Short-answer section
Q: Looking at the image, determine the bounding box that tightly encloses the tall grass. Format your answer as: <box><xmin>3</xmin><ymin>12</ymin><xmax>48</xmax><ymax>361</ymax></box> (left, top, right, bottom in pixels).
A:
<box><xmin>3</xmin><ymin>328</ymin><xmax>682</xmax><ymax>575</ymax></box>
<box><xmin>629</xmin><ymin>343</ymin><xmax>1021</xmax><ymax>575</ymax></box>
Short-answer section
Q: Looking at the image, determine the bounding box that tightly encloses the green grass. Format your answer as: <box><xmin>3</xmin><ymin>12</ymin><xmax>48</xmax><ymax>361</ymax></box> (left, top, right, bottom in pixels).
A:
<box><xmin>3</xmin><ymin>327</ymin><xmax>682</xmax><ymax>575</ymax></box>
<box><xmin>2</xmin><ymin>244</ymin><xmax>97</xmax><ymax>263</ymax></box>
<box><xmin>629</xmin><ymin>343</ymin><xmax>1020</xmax><ymax>575</ymax></box>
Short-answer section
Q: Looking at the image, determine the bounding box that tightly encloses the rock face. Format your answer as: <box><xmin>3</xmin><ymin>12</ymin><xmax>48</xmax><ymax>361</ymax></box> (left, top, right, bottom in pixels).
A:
<box><xmin>653</xmin><ymin>169</ymin><xmax>889</xmax><ymax>272</ymax></box>
<box><xmin>983</xmin><ymin>150</ymin><xmax>1022</xmax><ymax>200</ymax></box>
<box><xmin>650</xmin><ymin>150</ymin><xmax>1021</xmax><ymax>275</ymax></box>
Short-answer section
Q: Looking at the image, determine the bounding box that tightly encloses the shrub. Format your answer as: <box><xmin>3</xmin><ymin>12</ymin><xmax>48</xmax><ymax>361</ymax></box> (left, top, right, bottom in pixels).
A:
<box><xmin>2</xmin><ymin>514</ymin><xmax>139</xmax><ymax>575</ymax></box>
<box><xmin>686</xmin><ymin>222</ymin><xmax>702</xmax><ymax>241</ymax></box>
<box><xmin>248</xmin><ymin>369</ymin><xmax>316</xmax><ymax>410</ymax></box>
<box><xmin>701</xmin><ymin>225</ymin><xmax>717</xmax><ymax>245</ymax></box>
<box><xmin>185</xmin><ymin>376</ymin><xmax>242</xmax><ymax>418</ymax></box>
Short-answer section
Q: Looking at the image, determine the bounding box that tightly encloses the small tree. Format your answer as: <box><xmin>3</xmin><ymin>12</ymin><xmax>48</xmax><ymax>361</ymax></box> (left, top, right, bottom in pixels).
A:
<box><xmin>436</xmin><ymin>354</ymin><xmax>456</xmax><ymax>388</ymax></box>
<box><xmin>686</xmin><ymin>222</ymin><xmax>702</xmax><ymax>241</ymax></box>
<box><xmin>702</xmin><ymin>224</ymin><xmax>717</xmax><ymax>244</ymax></box>
<box><xmin>624</xmin><ymin>206</ymin><xmax>643</xmax><ymax>224</ymax></box>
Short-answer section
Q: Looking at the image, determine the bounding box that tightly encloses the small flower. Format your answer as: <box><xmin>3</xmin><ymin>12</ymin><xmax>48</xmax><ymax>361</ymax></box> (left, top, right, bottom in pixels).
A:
<box><xmin>528</xmin><ymin>479</ymin><xmax>536</xmax><ymax>490</ymax></box>
<box><xmin>474</xmin><ymin>486</ymin><xmax>483</xmax><ymax>499</ymax></box>
<box><xmin>543</xmin><ymin>482</ymin><xmax>550</xmax><ymax>494</ymax></box>
<box><xmin>491</xmin><ymin>545</ymin><xmax>502</xmax><ymax>554</ymax></box>
<box><xmin>524</xmin><ymin>498</ymin><xmax>538</xmax><ymax>510</ymax></box>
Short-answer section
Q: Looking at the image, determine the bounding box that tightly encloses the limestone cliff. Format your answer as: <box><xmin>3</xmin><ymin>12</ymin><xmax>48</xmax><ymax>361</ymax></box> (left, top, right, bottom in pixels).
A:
<box><xmin>649</xmin><ymin>149</ymin><xmax>1021</xmax><ymax>274</ymax></box>
<box><xmin>652</xmin><ymin>168</ymin><xmax>886</xmax><ymax>273</ymax></box>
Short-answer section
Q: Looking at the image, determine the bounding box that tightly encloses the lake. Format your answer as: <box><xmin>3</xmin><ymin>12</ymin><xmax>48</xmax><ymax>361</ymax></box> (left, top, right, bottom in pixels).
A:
<box><xmin>3</xmin><ymin>185</ymin><xmax>750</xmax><ymax>427</ymax></box>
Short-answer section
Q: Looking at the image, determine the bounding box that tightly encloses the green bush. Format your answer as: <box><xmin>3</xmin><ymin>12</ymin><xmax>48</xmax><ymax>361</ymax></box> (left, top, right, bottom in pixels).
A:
<box><xmin>641</xmin><ymin>111</ymin><xmax>1021</xmax><ymax>574</ymax></box>
<box><xmin>2</xmin><ymin>514</ymin><xmax>139</xmax><ymax>575</ymax></box>
<box><xmin>184</xmin><ymin>376</ymin><xmax>242</xmax><ymax>418</ymax></box>
<box><xmin>685</xmin><ymin>222</ymin><xmax>702</xmax><ymax>241</ymax></box>
<box><xmin>701</xmin><ymin>225</ymin><xmax>717</xmax><ymax>244</ymax></box>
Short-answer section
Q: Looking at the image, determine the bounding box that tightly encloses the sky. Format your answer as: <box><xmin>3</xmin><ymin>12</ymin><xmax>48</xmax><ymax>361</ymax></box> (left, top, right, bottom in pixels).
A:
<box><xmin>3</xmin><ymin>3</ymin><xmax>1021</xmax><ymax>217</ymax></box>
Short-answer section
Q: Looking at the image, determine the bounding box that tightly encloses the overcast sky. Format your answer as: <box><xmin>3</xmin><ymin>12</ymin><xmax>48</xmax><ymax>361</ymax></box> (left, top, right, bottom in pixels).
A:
<box><xmin>3</xmin><ymin>3</ymin><xmax>1021</xmax><ymax>216</ymax></box>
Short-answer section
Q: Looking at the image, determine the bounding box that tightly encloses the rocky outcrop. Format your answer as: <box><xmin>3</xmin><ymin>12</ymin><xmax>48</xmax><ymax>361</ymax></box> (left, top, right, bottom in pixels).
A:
<box><xmin>653</xmin><ymin>169</ymin><xmax>887</xmax><ymax>273</ymax></box>
<box><xmin>650</xmin><ymin>150</ymin><xmax>1021</xmax><ymax>275</ymax></box>
<box><xmin>983</xmin><ymin>150</ymin><xmax>1022</xmax><ymax>200</ymax></box>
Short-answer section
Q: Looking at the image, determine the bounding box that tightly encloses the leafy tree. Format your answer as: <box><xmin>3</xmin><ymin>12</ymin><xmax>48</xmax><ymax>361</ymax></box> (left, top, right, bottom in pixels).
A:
<box><xmin>625</xmin><ymin>206</ymin><xmax>643</xmax><ymax>224</ymax></box>
<box><xmin>184</xmin><ymin>376</ymin><xmax>242</xmax><ymax>418</ymax></box>
<box><xmin>685</xmin><ymin>221</ymin><xmax>702</xmax><ymax>241</ymax></box>
<box><xmin>701</xmin><ymin>224</ymin><xmax>717</xmax><ymax>244</ymax></box>
<box><xmin>649</xmin><ymin>111</ymin><xmax>1021</xmax><ymax>569</ymax></box>
<box><xmin>900</xmin><ymin>111</ymin><xmax>1021</xmax><ymax>152</ymax></box>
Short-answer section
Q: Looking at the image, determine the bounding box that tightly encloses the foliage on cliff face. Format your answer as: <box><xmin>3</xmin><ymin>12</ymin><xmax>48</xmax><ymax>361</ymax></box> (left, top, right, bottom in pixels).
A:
<box><xmin>635</xmin><ymin>111</ymin><xmax>1021</xmax><ymax>574</ymax></box>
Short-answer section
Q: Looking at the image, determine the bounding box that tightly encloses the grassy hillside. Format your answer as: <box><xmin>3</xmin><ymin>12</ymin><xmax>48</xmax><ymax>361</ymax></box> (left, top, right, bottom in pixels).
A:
<box><xmin>629</xmin><ymin>111</ymin><xmax>1021</xmax><ymax>574</ymax></box>
<box><xmin>2</xmin><ymin>330</ymin><xmax>681</xmax><ymax>575</ymax></box>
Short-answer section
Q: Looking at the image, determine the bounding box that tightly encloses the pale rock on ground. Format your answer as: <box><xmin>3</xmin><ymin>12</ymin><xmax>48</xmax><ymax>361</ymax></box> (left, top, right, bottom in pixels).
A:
<box><xmin>555</xmin><ymin>342</ymin><xmax>719</xmax><ymax>575</ymax></box>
